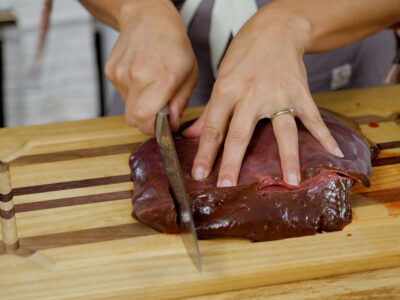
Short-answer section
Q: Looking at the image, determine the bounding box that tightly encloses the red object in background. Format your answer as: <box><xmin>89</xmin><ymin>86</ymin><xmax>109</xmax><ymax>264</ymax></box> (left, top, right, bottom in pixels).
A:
<box><xmin>368</xmin><ymin>123</ymin><xmax>380</xmax><ymax>128</ymax></box>
<box><xmin>347</xmin><ymin>233</ymin><xmax>352</xmax><ymax>237</ymax></box>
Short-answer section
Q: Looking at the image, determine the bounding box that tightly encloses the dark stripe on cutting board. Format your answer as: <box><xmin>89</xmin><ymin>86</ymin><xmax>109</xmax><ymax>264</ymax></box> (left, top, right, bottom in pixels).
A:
<box><xmin>377</xmin><ymin>141</ymin><xmax>400</xmax><ymax>150</ymax></box>
<box><xmin>0</xmin><ymin>223</ymin><xmax>158</xmax><ymax>256</ymax></box>
<box><xmin>15</xmin><ymin>190</ymin><xmax>132</xmax><ymax>213</ymax></box>
<box><xmin>11</xmin><ymin>153</ymin><xmax>399</xmax><ymax>213</ymax></box>
<box><xmin>351</xmin><ymin>113</ymin><xmax>399</xmax><ymax>125</ymax></box>
<box><xmin>361</xmin><ymin>187</ymin><xmax>400</xmax><ymax>202</ymax></box>
<box><xmin>11</xmin><ymin>143</ymin><xmax>139</xmax><ymax>167</ymax></box>
<box><xmin>373</xmin><ymin>156</ymin><xmax>400</xmax><ymax>167</ymax></box>
<box><xmin>9</xmin><ymin>138</ymin><xmax>399</xmax><ymax>169</ymax></box>
<box><xmin>13</xmin><ymin>174</ymin><xmax>132</xmax><ymax>196</ymax></box>
<box><xmin>11</xmin><ymin>152</ymin><xmax>400</xmax><ymax>198</ymax></box>
<box><xmin>9</xmin><ymin>140</ymin><xmax>399</xmax><ymax>197</ymax></box>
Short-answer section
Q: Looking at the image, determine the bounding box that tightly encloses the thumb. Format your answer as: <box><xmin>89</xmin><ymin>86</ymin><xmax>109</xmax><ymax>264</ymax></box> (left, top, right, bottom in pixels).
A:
<box><xmin>169</xmin><ymin>68</ymin><xmax>198</xmax><ymax>132</ymax></box>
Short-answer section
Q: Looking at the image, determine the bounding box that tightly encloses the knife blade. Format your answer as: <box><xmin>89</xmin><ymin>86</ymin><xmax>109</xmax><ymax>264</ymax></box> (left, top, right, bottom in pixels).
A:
<box><xmin>155</xmin><ymin>105</ymin><xmax>202</xmax><ymax>272</ymax></box>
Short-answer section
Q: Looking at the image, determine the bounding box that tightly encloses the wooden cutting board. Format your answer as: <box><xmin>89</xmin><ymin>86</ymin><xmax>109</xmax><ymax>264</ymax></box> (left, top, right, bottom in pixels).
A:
<box><xmin>0</xmin><ymin>85</ymin><xmax>399</xmax><ymax>300</ymax></box>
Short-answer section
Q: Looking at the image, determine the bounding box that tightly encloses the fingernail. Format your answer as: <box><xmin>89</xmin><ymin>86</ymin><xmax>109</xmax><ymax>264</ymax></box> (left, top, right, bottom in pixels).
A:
<box><xmin>219</xmin><ymin>179</ymin><xmax>233</xmax><ymax>187</ymax></box>
<box><xmin>193</xmin><ymin>167</ymin><xmax>206</xmax><ymax>180</ymax></box>
<box><xmin>334</xmin><ymin>147</ymin><xmax>344</xmax><ymax>158</ymax></box>
<box><xmin>285</xmin><ymin>172</ymin><xmax>299</xmax><ymax>186</ymax></box>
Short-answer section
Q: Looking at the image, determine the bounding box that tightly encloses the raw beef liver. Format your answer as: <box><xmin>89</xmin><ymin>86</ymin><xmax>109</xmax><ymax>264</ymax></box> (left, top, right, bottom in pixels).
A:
<box><xmin>129</xmin><ymin>112</ymin><xmax>375</xmax><ymax>242</ymax></box>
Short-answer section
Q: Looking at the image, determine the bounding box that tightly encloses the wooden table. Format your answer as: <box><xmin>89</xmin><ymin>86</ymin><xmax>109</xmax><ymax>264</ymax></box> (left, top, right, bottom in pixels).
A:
<box><xmin>0</xmin><ymin>85</ymin><xmax>399</xmax><ymax>299</ymax></box>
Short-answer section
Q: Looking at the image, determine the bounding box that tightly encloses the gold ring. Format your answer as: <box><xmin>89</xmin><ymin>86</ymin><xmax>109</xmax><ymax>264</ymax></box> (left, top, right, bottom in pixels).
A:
<box><xmin>270</xmin><ymin>105</ymin><xmax>295</xmax><ymax>120</ymax></box>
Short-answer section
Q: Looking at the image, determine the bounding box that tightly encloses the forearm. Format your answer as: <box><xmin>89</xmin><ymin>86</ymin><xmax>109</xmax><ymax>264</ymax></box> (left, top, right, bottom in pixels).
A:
<box><xmin>78</xmin><ymin>0</ymin><xmax>128</xmax><ymax>30</ymax></box>
<box><xmin>79</xmin><ymin>0</ymin><xmax>174</xmax><ymax>31</ymax></box>
<box><xmin>257</xmin><ymin>0</ymin><xmax>400</xmax><ymax>53</ymax></box>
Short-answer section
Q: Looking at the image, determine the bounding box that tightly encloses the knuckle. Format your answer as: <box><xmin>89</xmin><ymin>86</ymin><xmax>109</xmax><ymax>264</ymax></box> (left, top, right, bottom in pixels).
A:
<box><xmin>202</xmin><ymin>124</ymin><xmax>221</xmax><ymax>143</ymax></box>
<box><xmin>228</xmin><ymin>130</ymin><xmax>248</xmax><ymax>145</ymax></box>
<box><xmin>115</xmin><ymin>65</ymin><xmax>127</xmax><ymax>82</ymax></box>
<box><xmin>251</xmin><ymin>79</ymin><xmax>267</xmax><ymax>94</ymax></box>
<box><xmin>214</xmin><ymin>78</ymin><xmax>235</xmax><ymax>98</ymax></box>
<box><xmin>120</xmin><ymin>2</ymin><xmax>134</xmax><ymax>16</ymax></box>
<box><xmin>166</xmin><ymin>72</ymin><xmax>179</xmax><ymax>87</ymax></box>
<box><xmin>195</xmin><ymin>153</ymin><xmax>212</xmax><ymax>166</ymax></box>
<box><xmin>104</xmin><ymin>61</ymin><xmax>114</xmax><ymax>81</ymax></box>
<box><xmin>129</xmin><ymin>66</ymin><xmax>146</xmax><ymax>84</ymax></box>
<box><xmin>220</xmin><ymin>163</ymin><xmax>237</xmax><ymax>175</ymax></box>
<box><xmin>133</xmin><ymin>105</ymin><xmax>151</xmax><ymax>121</ymax></box>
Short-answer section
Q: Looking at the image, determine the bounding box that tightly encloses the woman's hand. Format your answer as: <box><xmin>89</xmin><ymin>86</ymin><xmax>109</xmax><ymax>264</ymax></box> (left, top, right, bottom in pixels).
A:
<box><xmin>105</xmin><ymin>0</ymin><xmax>198</xmax><ymax>134</ymax></box>
<box><xmin>184</xmin><ymin>7</ymin><xmax>343</xmax><ymax>187</ymax></box>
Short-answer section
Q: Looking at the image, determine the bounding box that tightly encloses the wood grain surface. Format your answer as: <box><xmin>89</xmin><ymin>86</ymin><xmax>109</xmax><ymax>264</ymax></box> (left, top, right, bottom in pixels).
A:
<box><xmin>0</xmin><ymin>85</ymin><xmax>399</xmax><ymax>299</ymax></box>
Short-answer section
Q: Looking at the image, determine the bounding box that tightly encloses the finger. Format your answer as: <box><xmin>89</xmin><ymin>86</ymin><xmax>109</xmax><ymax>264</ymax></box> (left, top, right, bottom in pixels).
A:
<box><xmin>272</xmin><ymin>114</ymin><xmax>300</xmax><ymax>186</ymax></box>
<box><xmin>105</xmin><ymin>60</ymin><xmax>130</xmax><ymax>101</ymax></box>
<box><xmin>106</xmin><ymin>37</ymin><xmax>142</xmax><ymax>102</ymax></box>
<box><xmin>124</xmin><ymin>87</ymin><xmax>139</xmax><ymax>128</ymax></box>
<box><xmin>109</xmin><ymin>56</ymin><xmax>137</xmax><ymax>102</ymax></box>
<box><xmin>125</xmin><ymin>75</ymin><xmax>181</xmax><ymax>134</ymax></box>
<box><xmin>104</xmin><ymin>44</ymin><xmax>122</xmax><ymax>84</ymax></box>
<box><xmin>191</xmin><ymin>82</ymin><xmax>236</xmax><ymax>180</ymax></box>
<box><xmin>104</xmin><ymin>35</ymin><xmax>130</xmax><ymax>92</ymax></box>
<box><xmin>183</xmin><ymin>103</ymin><xmax>209</xmax><ymax>138</ymax></box>
<box><xmin>217</xmin><ymin>101</ymin><xmax>258</xmax><ymax>187</ymax></box>
<box><xmin>297</xmin><ymin>98</ymin><xmax>344</xmax><ymax>158</ymax></box>
<box><xmin>169</xmin><ymin>68</ymin><xmax>198</xmax><ymax>132</ymax></box>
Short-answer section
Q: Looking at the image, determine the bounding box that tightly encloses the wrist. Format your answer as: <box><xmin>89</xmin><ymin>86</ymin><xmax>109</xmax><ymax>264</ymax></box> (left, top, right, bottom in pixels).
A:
<box><xmin>252</xmin><ymin>4</ymin><xmax>313</xmax><ymax>55</ymax></box>
<box><xmin>118</xmin><ymin>0</ymin><xmax>176</xmax><ymax>30</ymax></box>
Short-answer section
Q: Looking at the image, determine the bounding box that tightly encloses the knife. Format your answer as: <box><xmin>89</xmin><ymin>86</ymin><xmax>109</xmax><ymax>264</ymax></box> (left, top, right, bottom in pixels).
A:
<box><xmin>155</xmin><ymin>105</ymin><xmax>202</xmax><ymax>272</ymax></box>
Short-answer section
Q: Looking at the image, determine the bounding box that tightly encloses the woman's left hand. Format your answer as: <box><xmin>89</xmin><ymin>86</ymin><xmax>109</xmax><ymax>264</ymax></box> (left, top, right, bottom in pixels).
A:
<box><xmin>184</xmin><ymin>6</ymin><xmax>343</xmax><ymax>187</ymax></box>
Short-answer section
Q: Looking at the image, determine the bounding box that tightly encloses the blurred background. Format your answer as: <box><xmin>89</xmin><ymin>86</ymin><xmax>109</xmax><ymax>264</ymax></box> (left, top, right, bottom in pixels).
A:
<box><xmin>0</xmin><ymin>0</ymin><xmax>118</xmax><ymax>128</ymax></box>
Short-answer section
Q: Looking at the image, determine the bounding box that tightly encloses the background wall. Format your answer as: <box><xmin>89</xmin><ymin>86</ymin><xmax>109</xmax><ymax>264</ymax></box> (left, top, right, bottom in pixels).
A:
<box><xmin>0</xmin><ymin>0</ymin><xmax>104</xmax><ymax>127</ymax></box>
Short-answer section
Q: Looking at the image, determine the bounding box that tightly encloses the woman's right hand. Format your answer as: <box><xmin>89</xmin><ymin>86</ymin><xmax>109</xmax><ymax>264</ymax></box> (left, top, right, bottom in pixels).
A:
<box><xmin>105</xmin><ymin>0</ymin><xmax>198</xmax><ymax>134</ymax></box>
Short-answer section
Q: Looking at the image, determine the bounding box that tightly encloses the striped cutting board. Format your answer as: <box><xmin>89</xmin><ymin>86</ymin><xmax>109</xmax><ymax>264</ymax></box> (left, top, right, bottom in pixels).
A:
<box><xmin>0</xmin><ymin>85</ymin><xmax>399</xmax><ymax>300</ymax></box>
